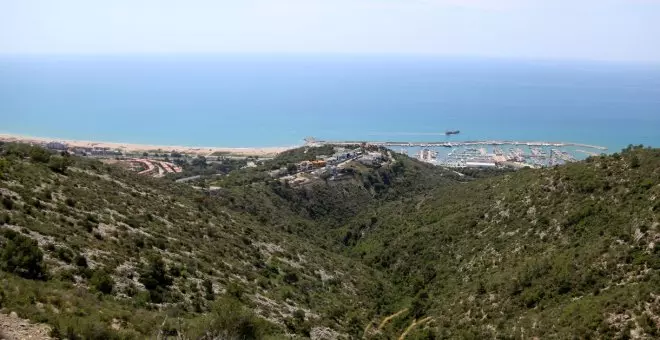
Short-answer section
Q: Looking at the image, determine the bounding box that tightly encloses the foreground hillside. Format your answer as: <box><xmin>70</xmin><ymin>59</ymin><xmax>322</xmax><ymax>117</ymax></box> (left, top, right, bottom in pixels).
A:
<box><xmin>0</xmin><ymin>143</ymin><xmax>394</xmax><ymax>338</ymax></box>
<box><xmin>1</xmin><ymin>142</ymin><xmax>659</xmax><ymax>339</ymax></box>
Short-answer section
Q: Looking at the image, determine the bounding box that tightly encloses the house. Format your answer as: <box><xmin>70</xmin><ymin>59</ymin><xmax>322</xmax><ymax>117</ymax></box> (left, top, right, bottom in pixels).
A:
<box><xmin>71</xmin><ymin>147</ymin><xmax>93</xmax><ymax>156</ymax></box>
<box><xmin>46</xmin><ymin>141</ymin><xmax>68</xmax><ymax>151</ymax></box>
<box><xmin>357</xmin><ymin>151</ymin><xmax>384</xmax><ymax>165</ymax></box>
<box><xmin>297</xmin><ymin>160</ymin><xmax>327</xmax><ymax>172</ymax></box>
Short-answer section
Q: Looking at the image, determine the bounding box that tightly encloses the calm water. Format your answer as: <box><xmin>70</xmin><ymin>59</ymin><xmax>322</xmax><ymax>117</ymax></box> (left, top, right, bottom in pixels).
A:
<box><xmin>1</xmin><ymin>55</ymin><xmax>659</xmax><ymax>151</ymax></box>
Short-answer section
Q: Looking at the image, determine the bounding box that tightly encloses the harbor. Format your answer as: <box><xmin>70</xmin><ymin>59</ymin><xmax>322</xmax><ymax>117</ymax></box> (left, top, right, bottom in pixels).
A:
<box><xmin>307</xmin><ymin>138</ymin><xmax>608</xmax><ymax>168</ymax></box>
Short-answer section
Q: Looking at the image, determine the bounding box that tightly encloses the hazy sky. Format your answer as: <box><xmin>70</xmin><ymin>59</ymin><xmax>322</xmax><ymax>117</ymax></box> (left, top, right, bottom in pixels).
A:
<box><xmin>1</xmin><ymin>0</ymin><xmax>659</xmax><ymax>62</ymax></box>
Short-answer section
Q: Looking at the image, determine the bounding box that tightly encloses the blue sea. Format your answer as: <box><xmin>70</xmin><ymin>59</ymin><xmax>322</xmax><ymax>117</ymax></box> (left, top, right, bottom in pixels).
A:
<box><xmin>1</xmin><ymin>55</ymin><xmax>659</xmax><ymax>151</ymax></box>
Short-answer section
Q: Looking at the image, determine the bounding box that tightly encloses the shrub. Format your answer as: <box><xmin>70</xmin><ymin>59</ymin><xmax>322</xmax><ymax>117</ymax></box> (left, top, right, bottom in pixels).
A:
<box><xmin>0</xmin><ymin>213</ymin><xmax>9</xmax><ymax>225</ymax></box>
<box><xmin>226</xmin><ymin>282</ymin><xmax>244</xmax><ymax>300</ymax></box>
<box><xmin>29</xmin><ymin>147</ymin><xmax>51</xmax><ymax>163</ymax></box>
<box><xmin>139</xmin><ymin>255</ymin><xmax>172</xmax><ymax>303</ymax></box>
<box><xmin>56</xmin><ymin>247</ymin><xmax>74</xmax><ymax>264</ymax></box>
<box><xmin>1</xmin><ymin>231</ymin><xmax>47</xmax><ymax>280</ymax></box>
<box><xmin>203</xmin><ymin>278</ymin><xmax>215</xmax><ymax>301</ymax></box>
<box><xmin>283</xmin><ymin>271</ymin><xmax>299</xmax><ymax>284</ymax></box>
<box><xmin>91</xmin><ymin>269</ymin><xmax>115</xmax><ymax>294</ymax></box>
<box><xmin>48</xmin><ymin>155</ymin><xmax>72</xmax><ymax>173</ymax></box>
<box><xmin>1</xmin><ymin>197</ymin><xmax>13</xmax><ymax>210</ymax></box>
<box><xmin>74</xmin><ymin>255</ymin><xmax>88</xmax><ymax>268</ymax></box>
<box><xmin>0</xmin><ymin>158</ymin><xmax>9</xmax><ymax>179</ymax></box>
<box><xmin>630</xmin><ymin>155</ymin><xmax>641</xmax><ymax>168</ymax></box>
<box><xmin>185</xmin><ymin>297</ymin><xmax>279</xmax><ymax>339</ymax></box>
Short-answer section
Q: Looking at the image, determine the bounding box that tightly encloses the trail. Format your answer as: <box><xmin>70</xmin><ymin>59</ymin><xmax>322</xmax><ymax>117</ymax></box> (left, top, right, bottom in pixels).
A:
<box><xmin>378</xmin><ymin>308</ymin><xmax>409</xmax><ymax>330</ymax></box>
<box><xmin>398</xmin><ymin>317</ymin><xmax>433</xmax><ymax>340</ymax></box>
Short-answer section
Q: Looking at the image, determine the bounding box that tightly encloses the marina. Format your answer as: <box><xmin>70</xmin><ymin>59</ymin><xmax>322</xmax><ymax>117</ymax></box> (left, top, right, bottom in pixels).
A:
<box><xmin>308</xmin><ymin>138</ymin><xmax>608</xmax><ymax>168</ymax></box>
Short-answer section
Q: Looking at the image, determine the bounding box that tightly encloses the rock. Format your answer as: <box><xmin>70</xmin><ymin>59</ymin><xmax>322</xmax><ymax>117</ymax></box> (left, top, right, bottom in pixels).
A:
<box><xmin>0</xmin><ymin>313</ymin><xmax>52</xmax><ymax>340</ymax></box>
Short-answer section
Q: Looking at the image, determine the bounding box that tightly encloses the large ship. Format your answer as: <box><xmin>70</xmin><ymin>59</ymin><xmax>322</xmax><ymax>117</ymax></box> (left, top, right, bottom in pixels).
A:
<box><xmin>445</xmin><ymin>130</ymin><xmax>460</xmax><ymax>136</ymax></box>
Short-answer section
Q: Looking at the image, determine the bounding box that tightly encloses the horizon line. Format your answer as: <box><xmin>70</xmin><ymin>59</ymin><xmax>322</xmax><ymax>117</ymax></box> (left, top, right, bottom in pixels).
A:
<box><xmin>0</xmin><ymin>52</ymin><xmax>659</xmax><ymax>67</ymax></box>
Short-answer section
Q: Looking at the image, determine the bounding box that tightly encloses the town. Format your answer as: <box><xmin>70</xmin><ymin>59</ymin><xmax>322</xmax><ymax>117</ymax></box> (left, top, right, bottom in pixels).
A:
<box><xmin>41</xmin><ymin>141</ymin><xmax>188</xmax><ymax>177</ymax></box>
<box><xmin>31</xmin><ymin>137</ymin><xmax>608</xmax><ymax>181</ymax></box>
<box><xmin>267</xmin><ymin>146</ymin><xmax>390</xmax><ymax>186</ymax></box>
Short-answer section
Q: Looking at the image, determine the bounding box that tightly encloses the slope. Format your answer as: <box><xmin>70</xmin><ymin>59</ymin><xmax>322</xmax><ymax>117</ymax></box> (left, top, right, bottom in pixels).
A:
<box><xmin>0</xmin><ymin>142</ymin><xmax>392</xmax><ymax>338</ymax></box>
<box><xmin>341</xmin><ymin>146</ymin><xmax>660</xmax><ymax>338</ymax></box>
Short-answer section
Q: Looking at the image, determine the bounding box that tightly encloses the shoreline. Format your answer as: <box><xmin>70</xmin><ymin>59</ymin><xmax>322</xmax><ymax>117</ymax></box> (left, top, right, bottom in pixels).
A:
<box><xmin>0</xmin><ymin>133</ymin><xmax>297</xmax><ymax>157</ymax></box>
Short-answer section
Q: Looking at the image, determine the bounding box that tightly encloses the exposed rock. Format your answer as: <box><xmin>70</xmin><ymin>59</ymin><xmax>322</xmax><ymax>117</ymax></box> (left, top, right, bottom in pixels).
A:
<box><xmin>0</xmin><ymin>313</ymin><xmax>52</xmax><ymax>340</ymax></box>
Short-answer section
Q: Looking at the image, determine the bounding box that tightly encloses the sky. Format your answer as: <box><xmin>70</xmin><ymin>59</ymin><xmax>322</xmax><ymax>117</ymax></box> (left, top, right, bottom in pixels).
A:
<box><xmin>1</xmin><ymin>0</ymin><xmax>659</xmax><ymax>63</ymax></box>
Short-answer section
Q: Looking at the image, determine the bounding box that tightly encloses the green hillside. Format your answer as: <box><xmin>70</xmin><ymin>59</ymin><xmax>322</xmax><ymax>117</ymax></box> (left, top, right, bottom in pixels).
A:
<box><xmin>1</xmin><ymin>142</ymin><xmax>659</xmax><ymax>339</ymax></box>
<box><xmin>341</xmin><ymin>146</ymin><xmax>660</xmax><ymax>338</ymax></box>
<box><xmin>0</xmin><ymin>143</ymin><xmax>393</xmax><ymax>338</ymax></box>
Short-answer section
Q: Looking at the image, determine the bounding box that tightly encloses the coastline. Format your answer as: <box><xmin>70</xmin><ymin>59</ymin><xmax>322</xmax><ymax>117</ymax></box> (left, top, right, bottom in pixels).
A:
<box><xmin>0</xmin><ymin>133</ymin><xmax>296</xmax><ymax>157</ymax></box>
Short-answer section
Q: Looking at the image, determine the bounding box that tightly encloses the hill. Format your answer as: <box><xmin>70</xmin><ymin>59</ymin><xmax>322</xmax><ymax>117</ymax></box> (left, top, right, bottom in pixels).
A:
<box><xmin>339</xmin><ymin>146</ymin><xmax>660</xmax><ymax>338</ymax></box>
<box><xmin>0</xmin><ymin>143</ymin><xmax>394</xmax><ymax>338</ymax></box>
<box><xmin>1</xmin><ymin>142</ymin><xmax>659</xmax><ymax>339</ymax></box>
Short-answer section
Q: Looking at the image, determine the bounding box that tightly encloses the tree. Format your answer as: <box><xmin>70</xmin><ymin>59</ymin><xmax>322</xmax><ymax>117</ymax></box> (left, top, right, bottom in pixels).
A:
<box><xmin>139</xmin><ymin>255</ymin><xmax>172</xmax><ymax>303</ymax></box>
<box><xmin>192</xmin><ymin>156</ymin><xmax>207</xmax><ymax>168</ymax></box>
<box><xmin>29</xmin><ymin>147</ymin><xmax>51</xmax><ymax>163</ymax></box>
<box><xmin>48</xmin><ymin>155</ymin><xmax>73</xmax><ymax>173</ymax></box>
<box><xmin>630</xmin><ymin>155</ymin><xmax>641</xmax><ymax>168</ymax></box>
<box><xmin>287</xmin><ymin>164</ymin><xmax>298</xmax><ymax>174</ymax></box>
<box><xmin>1</xmin><ymin>231</ymin><xmax>46</xmax><ymax>280</ymax></box>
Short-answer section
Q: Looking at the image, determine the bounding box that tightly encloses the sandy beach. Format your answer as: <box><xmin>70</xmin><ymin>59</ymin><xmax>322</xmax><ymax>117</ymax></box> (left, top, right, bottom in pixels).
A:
<box><xmin>0</xmin><ymin>133</ymin><xmax>296</xmax><ymax>157</ymax></box>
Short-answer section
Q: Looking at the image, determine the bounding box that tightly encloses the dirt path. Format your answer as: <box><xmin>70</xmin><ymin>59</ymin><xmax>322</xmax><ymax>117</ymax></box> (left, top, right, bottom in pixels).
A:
<box><xmin>0</xmin><ymin>312</ymin><xmax>51</xmax><ymax>340</ymax></box>
<box><xmin>378</xmin><ymin>308</ymin><xmax>409</xmax><ymax>329</ymax></box>
<box><xmin>398</xmin><ymin>316</ymin><xmax>433</xmax><ymax>340</ymax></box>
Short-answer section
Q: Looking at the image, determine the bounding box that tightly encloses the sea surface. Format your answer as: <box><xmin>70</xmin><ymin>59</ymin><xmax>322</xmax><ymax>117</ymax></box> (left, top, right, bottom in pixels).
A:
<box><xmin>1</xmin><ymin>55</ymin><xmax>659</xmax><ymax>151</ymax></box>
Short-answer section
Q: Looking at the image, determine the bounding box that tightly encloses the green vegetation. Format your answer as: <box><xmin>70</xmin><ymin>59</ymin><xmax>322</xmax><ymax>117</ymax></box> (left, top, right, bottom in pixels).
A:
<box><xmin>1</xmin><ymin>142</ymin><xmax>659</xmax><ymax>338</ymax></box>
<box><xmin>1</xmin><ymin>229</ymin><xmax>46</xmax><ymax>280</ymax></box>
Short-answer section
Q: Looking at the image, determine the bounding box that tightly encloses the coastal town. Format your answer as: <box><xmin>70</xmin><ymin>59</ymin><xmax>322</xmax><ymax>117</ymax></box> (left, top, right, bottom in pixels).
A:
<box><xmin>33</xmin><ymin>141</ymin><xmax>187</xmax><ymax>177</ymax></box>
<box><xmin>0</xmin><ymin>134</ymin><xmax>608</xmax><ymax>180</ymax></box>
<box><xmin>0</xmin><ymin>134</ymin><xmax>287</xmax><ymax>178</ymax></box>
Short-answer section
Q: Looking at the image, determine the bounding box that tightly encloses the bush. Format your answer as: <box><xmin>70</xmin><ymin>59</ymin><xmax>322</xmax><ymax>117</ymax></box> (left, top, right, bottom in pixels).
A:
<box><xmin>139</xmin><ymin>255</ymin><xmax>172</xmax><ymax>302</ymax></box>
<box><xmin>185</xmin><ymin>297</ymin><xmax>279</xmax><ymax>339</ymax></box>
<box><xmin>1</xmin><ymin>197</ymin><xmax>13</xmax><ymax>210</ymax></box>
<box><xmin>74</xmin><ymin>255</ymin><xmax>88</xmax><ymax>268</ymax></box>
<box><xmin>203</xmin><ymin>278</ymin><xmax>215</xmax><ymax>301</ymax></box>
<box><xmin>56</xmin><ymin>247</ymin><xmax>74</xmax><ymax>264</ymax></box>
<box><xmin>91</xmin><ymin>269</ymin><xmax>115</xmax><ymax>294</ymax></box>
<box><xmin>29</xmin><ymin>147</ymin><xmax>51</xmax><ymax>163</ymax></box>
<box><xmin>1</xmin><ymin>231</ymin><xmax>47</xmax><ymax>280</ymax></box>
<box><xmin>0</xmin><ymin>158</ymin><xmax>9</xmax><ymax>179</ymax></box>
<box><xmin>48</xmin><ymin>155</ymin><xmax>72</xmax><ymax>173</ymax></box>
<box><xmin>283</xmin><ymin>271</ymin><xmax>299</xmax><ymax>284</ymax></box>
<box><xmin>226</xmin><ymin>282</ymin><xmax>244</xmax><ymax>300</ymax></box>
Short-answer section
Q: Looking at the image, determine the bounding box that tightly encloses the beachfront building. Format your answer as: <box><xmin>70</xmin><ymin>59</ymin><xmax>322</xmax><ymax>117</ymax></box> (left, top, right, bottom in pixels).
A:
<box><xmin>46</xmin><ymin>141</ymin><xmax>68</xmax><ymax>151</ymax></box>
